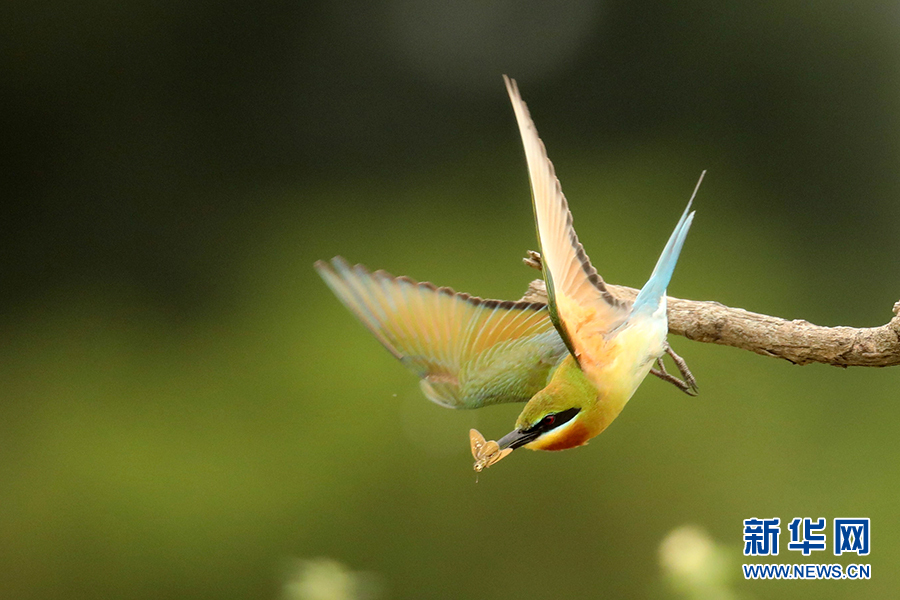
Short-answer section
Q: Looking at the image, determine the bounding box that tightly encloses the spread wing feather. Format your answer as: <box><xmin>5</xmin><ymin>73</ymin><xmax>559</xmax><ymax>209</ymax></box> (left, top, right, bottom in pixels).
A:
<box><xmin>315</xmin><ymin>257</ymin><xmax>568</xmax><ymax>408</ymax></box>
<box><xmin>504</xmin><ymin>76</ymin><xmax>631</xmax><ymax>361</ymax></box>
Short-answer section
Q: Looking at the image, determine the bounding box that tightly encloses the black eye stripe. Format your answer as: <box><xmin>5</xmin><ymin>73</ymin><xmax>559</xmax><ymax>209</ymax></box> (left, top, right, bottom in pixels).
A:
<box><xmin>528</xmin><ymin>407</ymin><xmax>580</xmax><ymax>434</ymax></box>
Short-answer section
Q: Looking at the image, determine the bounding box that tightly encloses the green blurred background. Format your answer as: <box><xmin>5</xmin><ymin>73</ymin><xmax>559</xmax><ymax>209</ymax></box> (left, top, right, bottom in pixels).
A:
<box><xmin>2</xmin><ymin>1</ymin><xmax>899</xmax><ymax>599</ymax></box>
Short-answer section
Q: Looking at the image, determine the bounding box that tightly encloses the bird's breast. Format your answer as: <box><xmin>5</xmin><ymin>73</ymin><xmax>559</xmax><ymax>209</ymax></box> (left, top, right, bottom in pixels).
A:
<box><xmin>577</xmin><ymin>320</ymin><xmax>667</xmax><ymax>397</ymax></box>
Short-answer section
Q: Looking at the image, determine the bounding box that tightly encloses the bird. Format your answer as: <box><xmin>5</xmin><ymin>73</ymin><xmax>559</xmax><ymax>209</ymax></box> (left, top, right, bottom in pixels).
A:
<box><xmin>315</xmin><ymin>75</ymin><xmax>700</xmax><ymax>471</ymax></box>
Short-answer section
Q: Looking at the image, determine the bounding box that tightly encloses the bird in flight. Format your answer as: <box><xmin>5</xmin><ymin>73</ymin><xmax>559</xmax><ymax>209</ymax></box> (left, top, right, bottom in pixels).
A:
<box><xmin>315</xmin><ymin>76</ymin><xmax>700</xmax><ymax>472</ymax></box>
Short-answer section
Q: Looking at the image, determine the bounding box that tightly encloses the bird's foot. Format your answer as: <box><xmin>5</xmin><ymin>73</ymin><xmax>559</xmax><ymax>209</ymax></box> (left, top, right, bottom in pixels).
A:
<box><xmin>523</xmin><ymin>250</ymin><xmax>543</xmax><ymax>271</ymax></box>
<box><xmin>650</xmin><ymin>343</ymin><xmax>699</xmax><ymax>396</ymax></box>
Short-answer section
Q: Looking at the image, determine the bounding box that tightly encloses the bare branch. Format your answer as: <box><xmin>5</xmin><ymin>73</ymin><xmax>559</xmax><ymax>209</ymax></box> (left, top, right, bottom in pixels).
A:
<box><xmin>519</xmin><ymin>276</ymin><xmax>900</xmax><ymax>368</ymax></box>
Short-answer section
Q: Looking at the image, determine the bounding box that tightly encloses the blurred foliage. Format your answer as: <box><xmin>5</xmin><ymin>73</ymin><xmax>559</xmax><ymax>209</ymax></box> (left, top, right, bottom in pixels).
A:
<box><xmin>281</xmin><ymin>558</ymin><xmax>382</xmax><ymax>600</ymax></box>
<box><xmin>659</xmin><ymin>526</ymin><xmax>739</xmax><ymax>600</ymax></box>
<box><xmin>2</xmin><ymin>1</ymin><xmax>899</xmax><ymax>599</ymax></box>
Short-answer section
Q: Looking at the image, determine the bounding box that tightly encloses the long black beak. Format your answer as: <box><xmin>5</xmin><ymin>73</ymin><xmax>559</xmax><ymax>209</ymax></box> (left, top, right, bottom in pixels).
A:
<box><xmin>497</xmin><ymin>428</ymin><xmax>542</xmax><ymax>451</ymax></box>
<box><xmin>496</xmin><ymin>408</ymin><xmax>581</xmax><ymax>451</ymax></box>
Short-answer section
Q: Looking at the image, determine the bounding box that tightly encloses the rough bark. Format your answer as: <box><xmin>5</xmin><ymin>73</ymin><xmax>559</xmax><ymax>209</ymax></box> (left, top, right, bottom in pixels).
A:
<box><xmin>520</xmin><ymin>278</ymin><xmax>900</xmax><ymax>368</ymax></box>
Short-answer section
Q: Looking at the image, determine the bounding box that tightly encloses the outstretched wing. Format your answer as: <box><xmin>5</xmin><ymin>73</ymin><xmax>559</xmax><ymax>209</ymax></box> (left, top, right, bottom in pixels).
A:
<box><xmin>315</xmin><ymin>257</ymin><xmax>568</xmax><ymax>409</ymax></box>
<box><xmin>503</xmin><ymin>75</ymin><xmax>631</xmax><ymax>361</ymax></box>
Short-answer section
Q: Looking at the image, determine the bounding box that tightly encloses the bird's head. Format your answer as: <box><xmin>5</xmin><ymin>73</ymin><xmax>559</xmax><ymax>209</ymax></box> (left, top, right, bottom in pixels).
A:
<box><xmin>468</xmin><ymin>355</ymin><xmax>599</xmax><ymax>471</ymax></box>
<box><xmin>498</xmin><ymin>392</ymin><xmax>592</xmax><ymax>452</ymax></box>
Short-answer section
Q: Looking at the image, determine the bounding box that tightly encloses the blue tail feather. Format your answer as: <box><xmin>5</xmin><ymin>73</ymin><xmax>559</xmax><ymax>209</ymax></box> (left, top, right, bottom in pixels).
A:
<box><xmin>632</xmin><ymin>174</ymin><xmax>703</xmax><ymax>316</ymax></box>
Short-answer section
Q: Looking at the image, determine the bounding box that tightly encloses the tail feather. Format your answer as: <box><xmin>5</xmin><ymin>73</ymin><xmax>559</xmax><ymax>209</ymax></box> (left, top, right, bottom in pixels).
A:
<box><xmin>631</xmin><ymin>172</ymin><xmax>703</xmax><ymax>316</ymax></box>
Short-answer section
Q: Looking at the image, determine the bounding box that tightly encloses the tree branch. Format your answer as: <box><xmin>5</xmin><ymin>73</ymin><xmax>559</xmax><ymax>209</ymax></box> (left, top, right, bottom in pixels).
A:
<box><xmin>519</xmin><ymin>272</ymin><xmax>900</xmax><ymax>368</ymax></box>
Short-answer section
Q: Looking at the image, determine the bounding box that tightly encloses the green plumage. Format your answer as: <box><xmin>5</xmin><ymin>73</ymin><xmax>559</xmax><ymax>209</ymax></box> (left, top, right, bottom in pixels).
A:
<box><xmin>315</xmin><ymin>257</ymin><xmax>568</xmax><ymax>409</ymax></box>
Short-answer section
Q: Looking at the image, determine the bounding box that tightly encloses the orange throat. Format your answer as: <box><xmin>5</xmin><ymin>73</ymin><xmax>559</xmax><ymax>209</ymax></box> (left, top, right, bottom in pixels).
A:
<box><xmin>527</xmin><ymin>418</ymin><xmax>594</xmax><ymax>451</ymax></box>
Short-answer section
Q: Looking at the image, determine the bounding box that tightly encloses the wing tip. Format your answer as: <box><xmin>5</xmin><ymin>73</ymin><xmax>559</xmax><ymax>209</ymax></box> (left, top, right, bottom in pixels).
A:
<box><xmin>313</xmin><ymin>257</ymin><xmax>333</xmax><ymax>274</ymax></box>
<box><xmin>314</xmin><ymin>255</ymin><xmax>355</xmax><ymax>273</ymax></box>
<box><xmin>502</xmin><ymin>74</ymin><xmax>517</xmax><ymax>98</ymax></box>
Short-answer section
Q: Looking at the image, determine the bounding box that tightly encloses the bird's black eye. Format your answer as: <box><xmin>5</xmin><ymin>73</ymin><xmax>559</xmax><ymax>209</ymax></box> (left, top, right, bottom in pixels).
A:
<box><xmin>543</xmin><ymin>414</ymin><xmax>556</xmax><ymax>426</ymax></box>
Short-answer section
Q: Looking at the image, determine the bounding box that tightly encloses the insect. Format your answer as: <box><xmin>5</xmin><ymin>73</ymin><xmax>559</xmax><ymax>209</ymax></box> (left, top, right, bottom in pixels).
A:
<box><xmin>470</xmin><ymin>429</ymin><xmax>513</xmax><ymax>473</ymax></box>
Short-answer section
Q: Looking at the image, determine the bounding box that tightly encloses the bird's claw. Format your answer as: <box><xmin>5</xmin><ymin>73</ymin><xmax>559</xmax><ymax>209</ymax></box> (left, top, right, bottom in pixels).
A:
<box><xmin>523</xmin><ymin>250</ymin><xmax>543</xmax><ymax>271</ymax></box>
<box><xmin>651</xmin><ymin>343</ymin><xmax>699</xmax><ymax>396</ymax></box>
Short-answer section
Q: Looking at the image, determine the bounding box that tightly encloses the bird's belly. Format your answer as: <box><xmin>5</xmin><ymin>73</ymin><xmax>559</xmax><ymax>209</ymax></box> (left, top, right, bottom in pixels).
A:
<box><xmin>579</xmin><ymin>322</ymin><xmax>666</xmax><ymax>397</ymax></box>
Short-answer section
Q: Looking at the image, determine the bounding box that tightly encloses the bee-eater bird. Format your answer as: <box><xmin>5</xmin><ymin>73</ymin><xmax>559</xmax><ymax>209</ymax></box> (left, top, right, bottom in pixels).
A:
<box><xmin>315</xmin><ymin>75</ymin><xmax>700</xmax><ymax>470</ymax></box>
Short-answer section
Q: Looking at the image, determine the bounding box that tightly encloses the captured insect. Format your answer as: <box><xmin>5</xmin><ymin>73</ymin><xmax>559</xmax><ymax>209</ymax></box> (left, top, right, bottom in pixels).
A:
<box><xmin>470</xmin><ymin>429</ymin><xmax>513</xmax><ymax>473</ymax></box>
